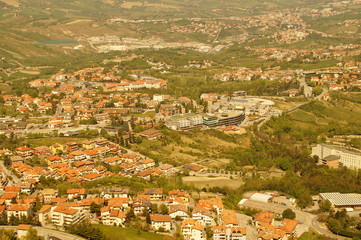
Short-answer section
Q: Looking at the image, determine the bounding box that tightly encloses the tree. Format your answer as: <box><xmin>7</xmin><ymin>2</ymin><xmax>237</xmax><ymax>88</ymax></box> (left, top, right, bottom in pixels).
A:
<box><xmin>151</xmin><ymin>203</ymin><xmax>158</xmax><ymax>213</ymax></box>
<box><xmin>66</xmin><ymin>221</ymin><xmax>107</xmax><ymax>240</ymax></box>
<box><xmin>33</xmin><ymin>197</ymin><xmax>42</xmax><ymax>213</ymax></box>
<box><xmin>8</xmin><ymin>215</ymin><xmax>19</xmax><ymax>226</ymax></box>
<box><xmin>159</xmin><ymin>204</ymin><xmax>169</xmax><ymax>215</ymax></box>
<box><xmin>126</xmin><ymin>209</ymin><xmax>135</xmax><ymax>222</ymax></box>
<box><xmin>0</xmin><ymin>229</ymin><xmax>15</xmax><ymax>240</ymax></box>
<box><xmin>157</xmin><ymin>227</ymin><xmax>165</xmax><ymax>232</ymax></box>
<box><xmin>3</xmin><ymin>156</ymin><xmax>10</xmax><ymax>166</ymax></box>
<box><xmin>24</xmin><ymin>229</ymin><xmax>44</xmax><ymax>240</ymax></box>
<box><xmin>319</xmin><ymin>200</ymin><xmax>332</xmax><ymax>212</ymax></box>
<box><xmin>90</xmin><ymin>202</ymin><xmax>101</xmax><ymax>215</ymax></box>
<box><xmin>146</xmin><ymin>213</ymin><xmax>151</xmax><ymax>224</ymax></box>
<box><xmin>100</xmin><ymin>128</ymin><xmax>109</xmax><ymax>138</ymax></box>
<box><xmin>282</xmin><ymin>209</ymin><xmax>296</xmax><ymax>219</ymax></box>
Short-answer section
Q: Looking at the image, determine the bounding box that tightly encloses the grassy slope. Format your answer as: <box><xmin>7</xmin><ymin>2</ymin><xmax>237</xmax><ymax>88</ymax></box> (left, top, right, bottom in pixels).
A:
<box><xmin>262</xmin><ymin>96</ymin><xmax>361</xmax><ymax>143</ymax></box>
<box><xmin>0</xmin><ymin>0</ymin><xmax>358</xmax><ymax>66</ymax></box>
<box><xmin>25</xmin><ymin>137</ymin><xmax>88</xmax><ymax>148</ymax></box>
<box><xmin>94</xmin><ymin>225</ymin><xmax>163</xmax><ymax>240</ymax></box>
<box><xmin>131</xmin><ymin>128</ymin><xmax>250</xmax><ymax>166</ymax></box>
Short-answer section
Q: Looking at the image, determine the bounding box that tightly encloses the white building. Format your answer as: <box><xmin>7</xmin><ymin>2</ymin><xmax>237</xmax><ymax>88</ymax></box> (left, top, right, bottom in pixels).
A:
<box><xmin>7</xmin><ymin>204</ymin><xmax>32</xmax><ymax>220</ymax></box>
<box><xmin>188</xmin><ymin>115</ymin><xmax>203</xmax><ymax>125</ymax></box>
<box><xmin>150</xmin><ymin>214</ymin><xmax>172</xmax><ymax>231</ymax></box>
<box><xmin>51</xmin><ymin>206</ymin><xmax>85</xmax><ymax>226</ymax></box>
<box><xmin>153</xmin><ymin>94</ymin><xmax>164</xmax><ymax>101</ymax></box>
<box><xmin>169</xmin><ymin>204</ymin><xmax>189</xmax><ymax>219</ymax></box>
<box><xmin>213</xmin><ymin>226</ymin><xmax>247</xmax><ymax>240</ymax></box>
<box><xmin>176</xmin><ymin>118</ymin><xmax>191</xmax><ymax>128</ymax></box>
<box><xmin>38</xmin><ymin>205</ymin><xmax>52</xmax><ymax>226</ymax></box>
<box><xmin>192</xmin><ymin>206</ymin><xmax>215</xmax><ymax>226</ymax></box>
<box><xmin>250</xmin><ymin>193</ymin><xmax>273</xmax><ymax>203</ymax></box>
<box><xmin>101</xmin><ymin>207</ymin><xmax>126</xmax><ymax>227</ymax></box>
<box><xmin>312</xmin><ymin>144</ymin><xmax>361</xmax><ymax>170</ymax></box>
<box><xmin>181</xmin><ymin>219</ymin><xmax>205</xmax><ymax>240</ymax></box>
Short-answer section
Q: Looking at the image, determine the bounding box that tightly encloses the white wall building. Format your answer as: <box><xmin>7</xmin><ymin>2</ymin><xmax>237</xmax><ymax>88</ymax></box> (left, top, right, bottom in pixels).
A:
<box><xmin>312</xmin><ymin>144</ymin><xmax>361</xmax><ymax>170</ymax></box>
<box><xmin>51</xmin><ymin>206</ymin><xmax>85</xmax><ymax>226</ymax></box>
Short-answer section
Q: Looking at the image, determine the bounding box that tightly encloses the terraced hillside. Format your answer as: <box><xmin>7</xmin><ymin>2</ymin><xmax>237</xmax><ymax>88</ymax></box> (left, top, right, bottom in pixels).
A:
<box><xmin>0</xmin><ymin>0</ymin><xmax>359</xmax><ymax>68</ymax></box>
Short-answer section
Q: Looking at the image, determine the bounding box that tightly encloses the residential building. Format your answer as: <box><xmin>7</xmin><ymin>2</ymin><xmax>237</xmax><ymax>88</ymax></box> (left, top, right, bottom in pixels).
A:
<box><xmin>253</xmin><ymin>212</ymin><xmax>275</xmax><ymax>227</ymax></box>
<box><xmin>144</xmin><ymin>188</ymin><xmax>163</xmax><ymax>201</ymax></box>
<box><xmin>181</xmin><ymin>219</ymin><xmax>205</xmax><ymax>240</ymax></box>
<box><xmin>7</xmin><ymin>204</ymin><xmax>32</xmax><ymax>220</ymax></box>
<box><xmin>40</xmin><ymin>189</ymin><xmax>58</xmax><ymax>203</ymax></box>
<box><xmin>38</xmin><ymin>205</ymin><xmax>52</xmax><ymax>226</ymax></box>
<box><xmin>150</xmin><ymin>214</ymin><xmax>172</xmax><ymax>231</ymax></box>
<box><xmin>101</xmin><ymin>188</ymin><xmax>129</xmax><ymax>199</ymax></box>
<box><xmin>192</xmin><ymin>206</ymin><xmax>215</xmax><ymax>226</ymax></box>
<box><xmin>213</xmin><ymin>225</ymin><xmax>247</xmax><ymax>240</ymax></box>
<box><xmin>66</xmin><ymin>189</ymin><xmax>87</xmax><ymax>200</ymax></box>
<box><xmin>169</xmin><ymin>204</ymin><xmax>189</xmax><ymax>219</ymax></box>
<box><xmin>52</xmin><ymin>206</ymin><xmax>85</xmax><ymax>226</ymax></box>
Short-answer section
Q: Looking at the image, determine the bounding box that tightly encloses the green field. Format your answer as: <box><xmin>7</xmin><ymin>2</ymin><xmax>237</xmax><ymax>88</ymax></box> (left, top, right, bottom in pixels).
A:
<box><xmin>94</xmin><ymin>225</ymin><xmax>163</xmax><ymax>240</ymax></box>
<box><xmin>182</xmin><ymin>176</ymin><xmax>244</xmax><ymax>189</ymax></box>
<box><xmin>130</xmin><ymin>128</ymin><xmax>250</xmax><ymax>166</ymax></box>
<box><xmin>25</xmin><ymin>137</ymin><xmax>87</xmax><ymax>147</ymax></box>
<box><xmin>263</xmin><ymin>96</ymin><xmax>361</xmax><ymax>143</ymax></box>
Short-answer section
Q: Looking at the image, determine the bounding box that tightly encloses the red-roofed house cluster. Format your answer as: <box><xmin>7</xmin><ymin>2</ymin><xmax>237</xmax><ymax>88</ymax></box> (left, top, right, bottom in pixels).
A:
<box><xmin>4</xmin><ymin>138</ymin><xmax>175</xmax><ymax>184</ymax></box>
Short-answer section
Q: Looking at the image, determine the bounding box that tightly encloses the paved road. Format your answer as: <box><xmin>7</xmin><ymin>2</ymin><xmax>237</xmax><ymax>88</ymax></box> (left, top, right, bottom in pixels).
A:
<box><xmin>241</xmin><ymin>200</ymin><xmax>350</xmax><ymax>239</ymax></box>
<box><xmin>297</xmin><ymin>75</ymin><xmax>313</xmax><ymax>98</ymax></box>
<box><xmin>315</xmin><ymin>88</ymin><xmax>329</xmax><ymax>101</ymax></box>
<box><xmin>311</xmin><ymin>217</ymin><xmax>349</xmax><ymax>240</ymax></box>
<box><xmin>13</xmin><ymin>124</ymin><xmax>104</xmax><ymax>136</ymax></box>
<box><xmin>0</xmin><ymin>161</ymin><xmax>20</xmax><ymax>185</ymax></box>
<box><xmin>0</xmin><ymin>226</ymin><xmax>87</xmax><ymax>240</ymax></box>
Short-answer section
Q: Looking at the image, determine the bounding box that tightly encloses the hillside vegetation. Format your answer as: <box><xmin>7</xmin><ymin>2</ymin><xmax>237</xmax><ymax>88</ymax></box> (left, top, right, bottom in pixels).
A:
<box><xmin>262</xmin><ymin>96</ymin><xmax>361</xmax><ymax>144</ymax></box>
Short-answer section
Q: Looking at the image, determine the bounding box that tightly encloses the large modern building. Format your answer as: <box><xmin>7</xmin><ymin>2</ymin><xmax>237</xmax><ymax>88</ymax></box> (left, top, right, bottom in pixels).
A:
<box><xmin>165</xmin><ymin>111</ymin><xmax>245</xmax><ymax>130</ymax></box>
<box><xmin>311</xmin><ymin>144</ymin><xmax>361</xmax><ymax>170</ymax></box>
<box><xmin>320</xmin><ymin>192</ymin><xmax>361</xmax><ymax>209</ymax></box>
<box><xmin>202</xmin><ymin>111</ymin><xmax>246</xmax><ymax>128</ymax></box>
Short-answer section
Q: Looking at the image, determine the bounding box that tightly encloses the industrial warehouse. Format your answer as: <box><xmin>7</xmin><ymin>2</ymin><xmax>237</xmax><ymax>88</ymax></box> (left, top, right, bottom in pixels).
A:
<box><xmin>320</xmin><ymin>192</ymin><xmax>361</xmax><ymax>209</ymax></box>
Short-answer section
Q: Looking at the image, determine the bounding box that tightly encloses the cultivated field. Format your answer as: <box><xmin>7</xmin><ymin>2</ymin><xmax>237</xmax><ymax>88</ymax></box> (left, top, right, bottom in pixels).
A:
<box><xmin>182</xmin><ymin>176</ymin><xmax>244</xmax><ymax>189</ymax></box>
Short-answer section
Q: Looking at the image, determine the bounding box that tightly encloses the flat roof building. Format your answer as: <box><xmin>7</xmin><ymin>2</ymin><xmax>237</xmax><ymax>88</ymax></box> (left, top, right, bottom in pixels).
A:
<box><xmin>320</xmin><ymin>192</ymin><xmax>361</xmax><ymax>208</ymax></box>
<box><xmin>312</xmin><ymin>144</ymin><xmax>361</xmax><ymax>170</ymax></box>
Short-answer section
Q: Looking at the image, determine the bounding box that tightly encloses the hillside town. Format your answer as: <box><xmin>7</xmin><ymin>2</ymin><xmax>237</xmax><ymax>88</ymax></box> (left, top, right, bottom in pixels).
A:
<box><xmin>0</xmin><ymin>0</ymin><xmax>361</xmax><ymax>239</ymax></box>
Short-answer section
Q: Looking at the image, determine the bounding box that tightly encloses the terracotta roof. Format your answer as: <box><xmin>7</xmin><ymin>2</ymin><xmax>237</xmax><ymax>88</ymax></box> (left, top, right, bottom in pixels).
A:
<box><xmin>38</xmin><ymin>205</ymin><xmax>52</xmax><ymax>213</ymax></box>
<box><xmin>222</xmin><ymin>210</ymin><xmax>238</xmax><ymax>225</ymax></box>
<box><xmin>53</xmin><ymin>206</ymin><xmax>78</xmax><ymax>215</ymax></box>
<box><xmin>144</xmin><ymin>188</ymin><xmax>163</xmax><ymax>195</ymax></box>
<box><xmin>108</xmin><ymin>198</ymin><xmax>129</xmax><ymax>207</ymax></box>
<box><xmin>279</xmin><ymin>218</ymin><xmax>298</xmax><ymax>233</ymax></box>
<box><xmin>4</xmin><ymin>186</ymin><xmax>21</xmax><ymax>192</ymax></box>
<box><xmin>17</xmin><ymin>224</ymin><xmax>32</xmax><ymax>230</ymax></box>
<box><xmin>169</xmin><ymin>204</ymin><xmax>187</xmax><ymax>214</ymax></box>
<box><xmin>58</xmin><ymin>202</ymin><xmax>81</xmax><ymax>208</ymax></box>
<box><xmin>83</xmin><ymin>172</ymin><xmax>102</xmax><ymax>180</ymax></box>
<box><xmin>67</xmin><ymin>188</ymin><xmax>86</xmax><ymax>195</ymax></box>
<box><xmin>1</xmin><ymin>192</ymin><xmax>18</xmax><ymax>199</ymax></box>
<box><xmin>254</xmin><ymin>212</ymin><xmax>275</xmax><ymax>224</ymax></box>
<box><xmin>8</xmin><ymin>204</ymin><xmax>30</xmax><ymax>211</ymax></box>
<box><xmin>150</xmin><ymin>214</ymin><xmax>171</xmax><ymax>222</ymax></box>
